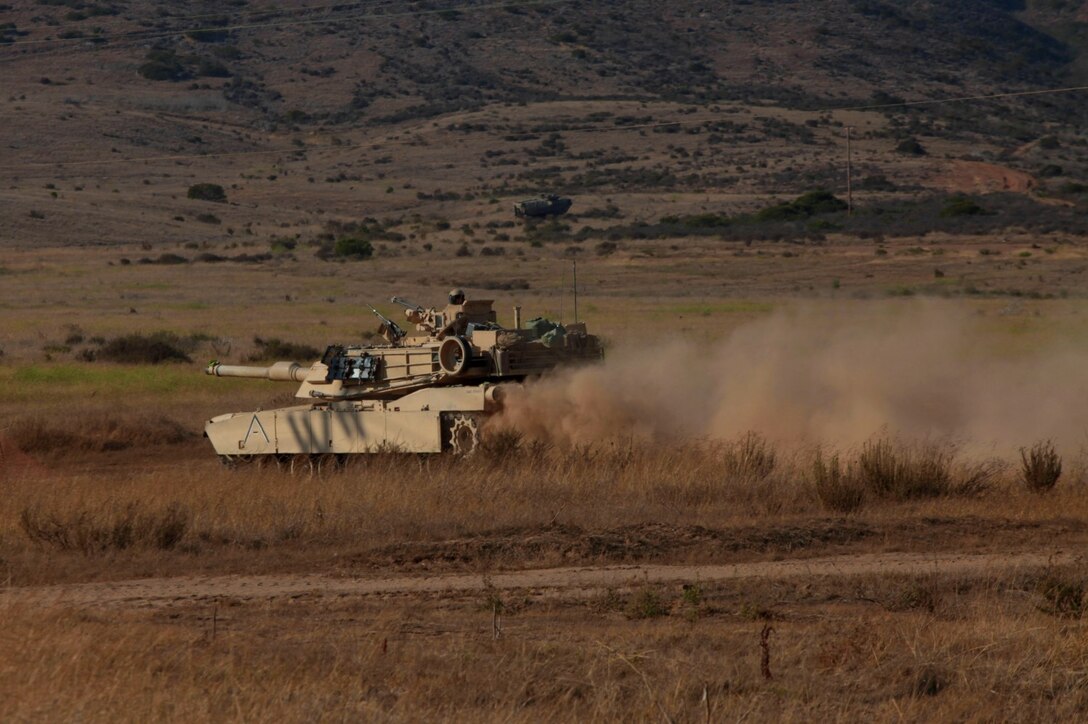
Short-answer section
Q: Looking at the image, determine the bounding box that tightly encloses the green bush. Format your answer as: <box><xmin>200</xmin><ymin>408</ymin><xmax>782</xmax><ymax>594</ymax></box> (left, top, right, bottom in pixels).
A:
<box><xmin>940</xmin><ymin>196</ymin><xmax>986</xmax><ymax>217</ymax></box>
<box><xmin>333</xmin><ymin>236</ymin><xmax>374</xmax><ymax>259</ymax></box>
<box><xmin>138</xmin><ymin>49</ymin><xmax>188</xmax><ymax>81</ymax></box>
<box><xmin>187</xmin><ymin>183</ymin><xmax>227</xmax><ymax>203</ymax></box>
<box><xmin>755</xmin><ymin>190</ymin><xmax>847</xmax><ymax>222</ymax></box>
<box><xmin>195</xmin><ymin>58</ymin><xmax>231</xmax><ymax>78</ymax></box>
<box><xmin>895</xmin><ymin>138</ymin><xmax>927</xmax><ymax>156</ymax></box>
<box><xmin>95</xmin><ymin>332</ymin><xmax>193</xmax><ymax>364</ymax></box>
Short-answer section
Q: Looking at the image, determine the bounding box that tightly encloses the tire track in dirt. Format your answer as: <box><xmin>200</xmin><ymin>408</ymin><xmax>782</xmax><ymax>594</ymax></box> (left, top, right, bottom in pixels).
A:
<box><xmin>1</xmin><ymin>550</ymin><xmax>1075</xmax><ymax>610</ymax></box>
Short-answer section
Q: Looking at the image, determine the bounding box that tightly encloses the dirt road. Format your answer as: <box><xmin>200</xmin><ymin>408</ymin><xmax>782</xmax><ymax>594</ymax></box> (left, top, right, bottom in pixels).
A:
<box><xmin>2</xmin><ymin>550</ymin><xmax>1074</xmax><ymax>609</ymax></box>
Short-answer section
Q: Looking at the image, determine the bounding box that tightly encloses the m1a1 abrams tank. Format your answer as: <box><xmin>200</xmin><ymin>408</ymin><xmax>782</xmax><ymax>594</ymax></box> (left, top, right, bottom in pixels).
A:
<box><xmin>203</xmin><ymin>290</ymin><xmax>601</xmax><ymax>467</ymax></box>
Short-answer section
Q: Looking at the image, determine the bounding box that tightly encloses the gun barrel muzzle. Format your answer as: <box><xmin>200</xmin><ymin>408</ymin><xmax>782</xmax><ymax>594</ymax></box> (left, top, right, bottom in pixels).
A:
<box><xmin>205</xmin><ymin>361</ymin><xmax>307</xmax><ymax>382</ymax></box>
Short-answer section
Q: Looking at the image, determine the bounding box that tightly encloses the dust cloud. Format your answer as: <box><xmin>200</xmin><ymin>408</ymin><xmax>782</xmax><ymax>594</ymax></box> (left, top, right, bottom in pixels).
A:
<box><xmin>495</xmin><ymin>301</ymin><xmax>1088</xmax><ymax>453</ymax></box>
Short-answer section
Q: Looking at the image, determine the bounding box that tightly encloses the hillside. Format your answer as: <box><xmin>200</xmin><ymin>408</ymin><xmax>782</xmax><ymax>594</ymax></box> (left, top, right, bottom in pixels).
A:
<box><xmin>2</xmin><ymin>0</ymin><xmax>1088</xmax><ymax>249</ymax></box>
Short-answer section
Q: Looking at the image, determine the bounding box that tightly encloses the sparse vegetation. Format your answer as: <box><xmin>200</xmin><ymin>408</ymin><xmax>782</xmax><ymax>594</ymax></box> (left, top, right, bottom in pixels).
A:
<box><xmin>187</xmin><ymin>182</ymin><xmax>227</xmax><ymax>203</ymax></box>
<box><xmin>895</xmin><ymin>137</ymin><xmax>927</xmax><ymax>156</ymax></box>
<box><xmin>89</xmin><ymin>332</ymin><xmax>195</xmax><ymax>364</ymax></box>
<box><xmin>246</xmin><ymin>337</ymin><xmax>320</xmax><ymax>362</ymax></box>
<box><xmin>812</xmin><ymin>451</ymin><xmax>865</xmax><ymax>513</ymax></box>
<box><xmin>20</xmin><ymin>502</ymin><xmax>190</xmax><ymax>554</ymax></box>
<box><xmin>1020</xmin><ymin>440</ymin><xmax>1062</xmax><ymax>493</ymax></box>
<box><xmin>332</xmin><ymin>235</ymin><xmax>374</xmax><ymax>259</ymax></box>
<box><xmin>754</xmin><ymin>190</ymin><xmax>848</xmax><ymax>222</ymax></box>
<box><xmin>940</xmin><ymin>196</ymin><xmax>987</xmax><ymax>218</ymax></box>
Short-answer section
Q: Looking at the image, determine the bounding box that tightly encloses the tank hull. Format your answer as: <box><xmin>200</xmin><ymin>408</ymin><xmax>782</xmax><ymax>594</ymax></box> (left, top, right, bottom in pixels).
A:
<box><xmin>205</xmin><ymin>385</ymin><xmax>496</xmax><ymax>457</ymax></box>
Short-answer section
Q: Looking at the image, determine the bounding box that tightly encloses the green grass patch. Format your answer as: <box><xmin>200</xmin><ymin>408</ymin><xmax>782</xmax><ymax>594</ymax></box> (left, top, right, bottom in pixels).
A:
<box><xmin>157</xmin><ymin>301</ymin><xmax>211</xmax><ymax>311</ymax></box>
<box><xmin>0</xmin><ymin>363</ymin><xmax>244</xmax><ymax>402</ymax></box>
<box><xmin>122</xmin><ymin>282</ymin><xmax>175</xmax><ymax>290</ymax></box>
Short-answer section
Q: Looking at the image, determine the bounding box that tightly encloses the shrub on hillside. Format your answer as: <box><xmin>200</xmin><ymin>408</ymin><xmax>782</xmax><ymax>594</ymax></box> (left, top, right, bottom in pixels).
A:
<box><xmin>187</xmin><ymin>183</ymin><xmax>227</xmax><ymax>203</ymax></box>
<box><xmin>333</xmin><ymin>235</ymin><xmax>373</xmax><ymax>259</ymax></box>
<box><xmin>138</xmin><ymin>49</ymin><xmax>189</xmax><ymax>81</ymax></box>
<box><xmin>94</xmin><ymin>332</ymin><xmax>193</xmax><ymax>364</ymax></box>
<box><xmin>940</xmin><ymin>196</ymin><xmax>987</xmax><ymax>217</ymax></box>
<box><xmin>755</xmin><ymin>190</ymin><xmax>847</xmax><ymax>222</ymax></box>
<box><xmin>246</xmin><ymin>337</ymin><xmax>321</xmax><ymax>362</ymax></box>
<box><xmin>895</xmin><ymin>137</ymin><xmax>927</xmax><ymax>156</ymax></box>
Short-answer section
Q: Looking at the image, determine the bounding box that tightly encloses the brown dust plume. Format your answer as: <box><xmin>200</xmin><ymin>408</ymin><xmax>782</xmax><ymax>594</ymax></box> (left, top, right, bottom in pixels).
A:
<box><xmin>494</xmin><ymin>301</ymin><xmax>1088</xmax><ymax>452</ymax></box>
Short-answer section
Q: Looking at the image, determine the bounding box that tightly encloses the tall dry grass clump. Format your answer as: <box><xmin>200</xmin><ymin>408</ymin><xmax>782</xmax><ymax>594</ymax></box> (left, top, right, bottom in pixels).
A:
<box><xmin>811</xmin><ymin>451</ymin><xmax>865</xmax><ymax>513</ymax></box>
<box><xmin>857</xmin><ymin>437</ymin><xmax>955</xmax><ymax>500</ymax></box>
<box><xmin>722</xmin><ymin>431</ymin><xmax>777</xmax><ymax>481</ymax></box>
<box><xmin>810</xmin><ymin>436</ymin><xmax>1002</xmax><ymax>513</ymax></box>
<box><xmin>19</xmin><ymin>502</ymin><xmax>189</xmax><ymax>554</ymax></box>
<box><xmin>1020</xmin><ymin>440</ymin><xmax>1062</xmax><ymax>494</ymax></box>
<box><xmin>7</xmin><ymin>413</ymin><xmax>191</xmax><ymax>454</ymax></box>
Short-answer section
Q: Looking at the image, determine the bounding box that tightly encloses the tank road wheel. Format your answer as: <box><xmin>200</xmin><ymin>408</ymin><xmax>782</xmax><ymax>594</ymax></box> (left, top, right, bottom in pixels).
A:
<box><xmin>443</xmin><ymin>413</ymin><xmax>482</xmax><ymax>457</ymax></box>
<box><xmin>312</xmin><ymin>454</ymin><xmax>344</xmax><ymax>476</ymax></box>
<box><xmin>219</xmin><ymin>454</ymin><xmax>247</xmax><ymax>469</ymax></box>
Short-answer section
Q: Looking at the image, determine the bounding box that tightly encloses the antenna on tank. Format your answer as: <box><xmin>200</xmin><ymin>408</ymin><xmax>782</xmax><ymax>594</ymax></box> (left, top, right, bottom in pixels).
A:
<box><xmin>573</xmin><ymin>259</ymin><xmax>579</xmax><ymax>323</ymax></box>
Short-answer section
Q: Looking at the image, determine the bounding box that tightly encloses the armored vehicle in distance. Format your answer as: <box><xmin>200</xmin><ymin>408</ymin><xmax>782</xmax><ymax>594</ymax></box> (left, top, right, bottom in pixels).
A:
<box><xmin>513</xmin><ymin>194</ymin><xmax>572</xmax><ymax>219</ymax></box>
<box><xmin>204</xmin><ymin>291</ymin><xmax>601</xmax><ymax>466</ymax></box>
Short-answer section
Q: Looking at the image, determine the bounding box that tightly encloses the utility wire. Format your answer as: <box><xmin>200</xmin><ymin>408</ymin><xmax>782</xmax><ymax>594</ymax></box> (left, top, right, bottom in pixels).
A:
<box><xmin>7</xmin><ymin>83</ymin><xmax>1088</xmax><ymax>174</ymax></box>
<box><xmin>112</xmin><ymin>0</ymin><xmax>398</xmax><ymax>27</ymax></box>
<box><xmin>0</xmin><ymin>0</ymin><xmax>572</xmax><ymax>47</ymax></box>
<box><xmin>837</xmin><ymin>85</ymin><xmax>1088</xmax><ymax>111</ymax></box>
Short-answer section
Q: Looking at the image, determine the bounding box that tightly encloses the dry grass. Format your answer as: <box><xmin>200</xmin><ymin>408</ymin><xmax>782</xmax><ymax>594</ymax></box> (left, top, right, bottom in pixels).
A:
<box><xmin>5</xmin><ymin>568</ymin><xmax>1088</xmax><ymax>721</ymax></box>
<box><xmin>2</xmin><ymin>238</ymin><xmax>1088</xmax><ymax>719</ymax></box>
<box><xmin>20</xmin><ymin>502</ymin><xmax>189</xmax><ymax>554</ymax></box>
<box><xmin>5</xmin><ymin>413</ymin><xmax>192</xmax><ymax>454</ymax></box>
<box><xmin>809</xmin><ymin>437</ymin><xmax>1004</xmax><ymax>513</ymax></box>
<box><xmin>1</xmin><ymin>418</ymin><xmax>1085</xmax><ymax>586</ymax></box>
<box><xmin>1021</xmin><ymin>440</ymin><xmax>1063</xmax><ymax>494</ymax></box>
<box><xmin>0</xmin><ymin>395</ymin><xmax>1086</xmax><ymax>721</ymax></box>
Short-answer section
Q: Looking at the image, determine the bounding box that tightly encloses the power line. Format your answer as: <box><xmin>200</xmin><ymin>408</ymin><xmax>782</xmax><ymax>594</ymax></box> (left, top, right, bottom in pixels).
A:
<box><xmin>116</xmin><ymin>1</ymin><xmax>395</xmax><ymax>27</ymax></box>
<box><xmin>1</xmin><ymin>0</ymin><xmax>408</xmax><ymax>48</ymax></box>
<box><xmin>6</xmin><ymin>84</ymin><xmax>1088</xmax><ymax>175</ymax></box>
<box><xmin>837</xmin><ymin>85</ymin><xmax>1088</xmax><ymax>111</ymax></box>
<box><xmin>0</xmin><ymin>0</ymin><xmax>573</xmax><ymax>48</ymax></box>
<box><xmin>11</xmin><ymin>147</ymin><xmax>309</xmax><ymax>169</ymax></box>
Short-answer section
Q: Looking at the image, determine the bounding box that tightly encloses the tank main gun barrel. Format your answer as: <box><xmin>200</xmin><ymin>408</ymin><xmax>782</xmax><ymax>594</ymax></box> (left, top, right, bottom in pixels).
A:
<box><xmin>205</xmin><ymin>361</ymin><xmax>308</xmax><ymax>382</ymax></box>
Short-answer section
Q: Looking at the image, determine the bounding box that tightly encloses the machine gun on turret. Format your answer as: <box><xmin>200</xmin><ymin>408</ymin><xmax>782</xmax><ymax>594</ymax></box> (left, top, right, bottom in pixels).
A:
<box><xmin>390</xmin><ymin>296</ymin><xmax>423</xmax><ymax>312</ymax></box>
<box><xmin>369</xmin><ymin>305</ymin><xmax>406</xmax><ymax>344</ymax></box>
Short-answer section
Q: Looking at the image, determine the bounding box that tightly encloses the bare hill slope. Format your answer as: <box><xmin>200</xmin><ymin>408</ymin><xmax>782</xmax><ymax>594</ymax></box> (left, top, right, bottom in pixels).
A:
<box><xmin>2</xmin><ymin>0</ymin><xmax>1087</xmax><ymax>247</ymax></box>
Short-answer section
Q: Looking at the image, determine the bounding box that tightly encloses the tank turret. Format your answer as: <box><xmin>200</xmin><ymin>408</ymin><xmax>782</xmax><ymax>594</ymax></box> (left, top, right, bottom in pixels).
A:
<box><xmin>203</xmin><ymin>294</ymin><xmax>601</xmax><ymax>466</ymax></box>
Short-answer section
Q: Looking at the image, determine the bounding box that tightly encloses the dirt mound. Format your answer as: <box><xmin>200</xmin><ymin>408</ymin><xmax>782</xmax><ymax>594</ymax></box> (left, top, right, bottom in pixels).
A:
<box><xmin>0</xmin><ymin>433</ymin><xmax>46</xmax><ymax>474</ymax></box>
<box><xmin>1</xmin><ymin>550</ymin><xmax>1075</xmax><ymax>610</ymax></box>
<box><xmin>356</xmin><ymin>521</ymin><xmax>875</xmax><ymax>571</ymax></box>
<box><xmin>930</xmin><ymin>160</ymin><xmax>1037</xmax><ymax>195</ymax></box>
<box><xmin>354</xmin><ymin>517</ymin><xmax>1081</xmax><ymax>573</ymax></box>
<box><xmin>4</xmin><ymin>415</ymin><xmax>193</xmax><ymax>456</ymax></box>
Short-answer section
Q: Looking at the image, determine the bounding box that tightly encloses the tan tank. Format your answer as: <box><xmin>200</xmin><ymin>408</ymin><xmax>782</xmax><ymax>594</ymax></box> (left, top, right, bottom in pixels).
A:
<box><xmin>204</xmin><ymin>291</ymin><xmax>602</xmax><ymax>467</ymax></box>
